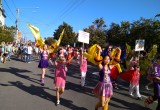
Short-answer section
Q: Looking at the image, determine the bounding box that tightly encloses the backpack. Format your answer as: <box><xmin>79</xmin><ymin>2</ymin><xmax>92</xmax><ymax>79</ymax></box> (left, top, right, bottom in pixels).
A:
<box><xmin>22</xmin><ymin>47</ymin><xmax>28</xmax><ymax>54</ymax></box>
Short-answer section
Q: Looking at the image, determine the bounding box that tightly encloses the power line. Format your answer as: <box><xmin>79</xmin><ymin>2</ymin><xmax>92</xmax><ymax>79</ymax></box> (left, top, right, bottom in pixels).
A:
<box><xmin>4</xmin><ymin>0</ymin><xmax>16</xmax><ymax>19</ymax></box>
<box><xmin>11</xmin><ymin>0</ymin><xmax>17</xmax><ymax>9</ymax></box>
<box><xmin>50</xmin><ymin>0</ymin><xmax>86</xmax><ymax>26</ymax></box>
<box><xmin>42</xmin><ymin>0</ymin><xmax>81</xmax><ymax>36</ymax></box>
<box><xmin>48</xmin><ymin>0</ymin><xmax>79</xmax><ymax>25</ymax></box>
<box><xmin>5</xmin><ymin>11</ymin><xmax>15</xmax><ymax>24</ymax></box>
<box><xmin>48</xmin><ymin>0</ymin><xmax>74</xmax><ymax>24</ymax></box>
<box><xmin>42</xmin><ymin>0</ymin><xmax>86</xmax><ymax>38</ymax></box>
<box><xmin>60</xmin><ymin>0</ymin><xmax>86</xmax><ymax>21</ymax></box>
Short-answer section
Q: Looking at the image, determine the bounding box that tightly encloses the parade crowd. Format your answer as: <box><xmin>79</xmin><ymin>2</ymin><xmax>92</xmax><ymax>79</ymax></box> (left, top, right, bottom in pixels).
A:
<box><xmin>0</xmin><ymin>41</ymin><xmax>160</xmax><ymax>110</ymax></box>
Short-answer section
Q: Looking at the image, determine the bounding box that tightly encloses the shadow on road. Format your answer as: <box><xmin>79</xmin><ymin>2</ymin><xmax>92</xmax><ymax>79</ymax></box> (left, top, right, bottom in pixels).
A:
<box><xmin>0</xmin><ymin>67</ymin><xmax>41</xmax><ymax>85</ymax></box>
<box><xmin>110</xmin><ymin>97</ymin><xmax>149</xmax><ymax>110</ymax></box>
<box><xmin>0</xmin><ymin>81</ymin><xmax>88</xmax><ymax>110</ymax></box>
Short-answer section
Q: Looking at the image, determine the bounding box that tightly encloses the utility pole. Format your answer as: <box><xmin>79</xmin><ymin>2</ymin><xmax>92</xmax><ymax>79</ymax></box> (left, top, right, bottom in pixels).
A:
<box><xmin>15</xmin><ymin>8</ymin><xmax>19</xmax><ymax>43</ymax></box>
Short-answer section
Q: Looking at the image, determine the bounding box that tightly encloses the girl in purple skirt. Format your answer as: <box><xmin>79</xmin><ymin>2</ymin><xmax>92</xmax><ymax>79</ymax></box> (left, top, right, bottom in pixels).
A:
<box><xmin>38</xmin><ymin>44</ymin><xmax>49</xmax><ymax>86</ymax></box>
<box><xmin>152</xmin><ymin>56</ymin><xmax>160</xmax><ymax>110</ymax></box>
<box><xmin>93</xmin><ymin>45</ymin><xmax>114</xmax><ymax>110</ymax></box>
<box><xmin>145</xmin><ymin>56</ymin><xmax>160</xmax><ymax>110</ymax></box>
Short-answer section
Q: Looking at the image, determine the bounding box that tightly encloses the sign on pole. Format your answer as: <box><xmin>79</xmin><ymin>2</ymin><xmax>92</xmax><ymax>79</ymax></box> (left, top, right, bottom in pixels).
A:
<box><xmin>78</xmin><ymin>30</ymin><xmax>90</xmax><ymax>44</ymax></box>
<box><xmin>135</xmin><ymin>39</ymin><xmax>145</xmax><ymax>51</ymax></box>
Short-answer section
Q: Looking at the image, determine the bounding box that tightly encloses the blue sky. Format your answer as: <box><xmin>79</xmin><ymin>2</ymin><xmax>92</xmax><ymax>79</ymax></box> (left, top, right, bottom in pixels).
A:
<box><xmin>3</xmin><ymin>0</ymin><xmax>160</xmax><ymax>41</ymax></box>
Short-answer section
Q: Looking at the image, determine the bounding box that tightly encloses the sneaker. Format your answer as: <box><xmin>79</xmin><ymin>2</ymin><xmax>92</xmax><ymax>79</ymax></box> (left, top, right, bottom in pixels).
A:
<box><xmin>56</xmin><ymin>100</ymin><xmax>60</xmax><ymax>106</ymax></box>
<box><xmin>114</xmin><ymin>86</ymin><xmax>119</xmax><ymax>89</ymax></box>
<box><xmin>136</xmin><ymin>97</ymin><xmax>142</xmax><ymax>100</ymax></box>
<box><xmin>129</xmin><ymin>94</ymin><xmax>134</xmax><ymax>97</ymax></box>
<box><xmin>145</xmin><ymin>86</ymin><xmax>150</xmax><ymax>90</ymax></box>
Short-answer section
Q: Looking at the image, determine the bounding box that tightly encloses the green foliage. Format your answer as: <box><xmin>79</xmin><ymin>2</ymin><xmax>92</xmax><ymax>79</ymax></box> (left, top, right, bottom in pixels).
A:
<box><xmin>106</xmin><ymin>17</ymin><xmax>160</xmax><ymax>50</ymax></box>
<box><xmin>52</xmin><ymin>16</ymin><xmax>160</xmax><ymax>51</ymax></box>
<box><xmin>139</xmin><ymin>59</ymin><xmax>151</xmax><ymax>75</ymax></box>
<box><xmin>0</xmin><ymin>26</ymin><xmax>15</xmax><ymax>43</ymax></box>
<box><xmin>53</xmin><ymin>22</ymin><xmax>76</xmax><ymax>46</ymax></box>
<box><xmin>84</xmin><ymin>18</ymin><xmax>107</xmax><ymax>47</ymax></box>
<box><xmin>44</xmin><ymin>37</ymin><xmax>56</xmax><ymax>45</ymax></box>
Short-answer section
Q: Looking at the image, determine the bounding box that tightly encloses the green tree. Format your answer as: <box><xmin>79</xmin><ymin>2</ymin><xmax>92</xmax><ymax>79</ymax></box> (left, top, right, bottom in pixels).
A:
<box><xmin>107</xmin><ymin>22</ymin><xmax>121</xmax><ymax>45</ymax></box>
<box><xmin>0</xmin><ymin>26</ymin><xmax>15</xmax><ymax>43</ymax></box>
<box><xmin>129</xmin><ymin>17</ymin><xmax>160</xmax><ymax>50</ymax></box>
<box><xmin>84</xmin><ymin>18</ymin><xmax>107</xmax><ymax>47</ymax></box>
<box><xmin>53</xmin><ymin>22</ymin><xmax>76</xmax><ymax>46</ymax></box>
<box><xmin>119</xmin><ymin>21</ymin><xmax>130</xmax><ymax>45</ymax></box>
<box><xmin>44</xmin><ymin>37</ymin><xmax>57</xmax><ymax>45</ymax></box>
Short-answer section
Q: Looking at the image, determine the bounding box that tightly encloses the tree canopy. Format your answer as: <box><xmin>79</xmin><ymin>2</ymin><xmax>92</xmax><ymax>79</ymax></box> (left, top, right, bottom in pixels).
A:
<box><xmin>50</xmin><ymin>17</ymin><xmax>160</xmax><ymax>50</ymax></box>
<box><xmin>53</xmin><ymin>22</ymin><xmax>76</xmax><ymax>46</ymax></box>
<box><xmin>0</xmin><ymin>26</ymin><xmax>15</xmax><ymax>43</ymax></box>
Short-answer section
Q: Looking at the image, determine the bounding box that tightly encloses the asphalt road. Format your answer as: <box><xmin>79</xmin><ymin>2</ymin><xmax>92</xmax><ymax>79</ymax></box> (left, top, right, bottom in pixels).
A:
<box><xmin>0</xmin><ymin>55</ymin><xmax>157</xmax><ymax>110</ymax></box>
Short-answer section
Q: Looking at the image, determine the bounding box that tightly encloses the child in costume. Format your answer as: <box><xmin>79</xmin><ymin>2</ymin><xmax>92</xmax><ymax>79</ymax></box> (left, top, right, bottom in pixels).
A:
<box><xmin>66</xmin><ymin>47</ymin><xmax>73</xmax><ymax>65</ymax></box>
<box><xmin>129</xmin><ymin>55</ymin><xmax>139</xmax><ymax>70</ymax></box>
<box><xmin>53</xmin><ymin>53</ymin><xmax>72</xmax><ymax>105</ymax></box>
<box><xmin>144</xmin><ymin>56</ymin><xmax>160</xmax><ymax>110</ymax></box>
<box><xmin>80</xmin><ymin>49</ymin><xmax>88</xmax><ymax>87</ymax></box>
<box><xmin>145</xmin><ymin>60</ymin><xmax>156</xmax><ymax>90</ymax></box>
<box><xmin>38</xmin><ymin>44</ymin><xmax>49</xmax><ymax>86</ymax></box>
<box><xmin>109</xmin><ymin>47</ymin><xmax>122</xmax><ymax>89</ymax></box>
<box><xmin>153</xmin><ymin>56</ymin><xmax>160</xmax><ymax>110</ymax></box>
<box><xmin>93</xmin><ymin>45</ymin><xmax>114</xmax><ymax>110</ymax></box>
<box><xmin>129</xmin><ymin>65</ymin><xmax>142</xmax><ymax>100</ymax></box>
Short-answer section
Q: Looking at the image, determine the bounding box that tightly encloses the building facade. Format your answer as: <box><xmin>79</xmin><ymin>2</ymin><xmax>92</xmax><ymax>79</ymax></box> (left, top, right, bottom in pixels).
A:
<box><xmin>0</xmin><ymin>0</ymin><xmax>6</xmax><ymax>26</ymax></box>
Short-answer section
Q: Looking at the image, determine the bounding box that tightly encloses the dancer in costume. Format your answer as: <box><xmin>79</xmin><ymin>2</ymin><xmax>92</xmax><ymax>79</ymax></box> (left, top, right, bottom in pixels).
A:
<box><xmin>145</xmin><ymin>59</ymin><xmax>156</xmax><ymax>90</ymax></box>
<box><xmin>67</xmin><ymin>46</ymin><xmax>73</xmax><ymax>65</ymax></box>
<box><xmin>80</xmin><ymin>49</ymin><xmax>88</xmax><ymax>87</ymax></box>
<box><xmin>38</xmin><ymin>44</ymin><xmax>49</xmax><ymax>86</ymax></box>
<box><xmin>109</xmin><ymin>46</ymin><xmax>122</xmax><ymax>89</ymax></box>
<box><xmin>53</xmin><ymin>54</ymin><xmax>72</xmax><ymax>105</ymax></box>
<box><xmin>120</xmin><ymin>46</ymin><xmax>127</xmax><ymax>70</ymax></box>
<box><xmin>144</xmin><ymin>56</ymin><xmax>160</xmax><ymax>110</ymax></box>
<box><xmin>129</xmin><ymin>55</ymin><xmax>139</xmax><ymax>70</ymax></box>
<box><xmin>93</xmin><ymin>45</ymin><xmax>114</xmax><ymax>110</ymax></box>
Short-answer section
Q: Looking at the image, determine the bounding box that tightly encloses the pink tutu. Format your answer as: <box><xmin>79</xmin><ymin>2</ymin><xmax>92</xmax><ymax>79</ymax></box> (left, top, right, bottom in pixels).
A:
<box><xmin>54</xmin><ymin>62</ymin><xmax>66</xmax><ymax>88</ymax></box>
<box><xmin>93</xmin><ymin>81</ymin><xmax>113</xmax><ymax>98</ymax></box>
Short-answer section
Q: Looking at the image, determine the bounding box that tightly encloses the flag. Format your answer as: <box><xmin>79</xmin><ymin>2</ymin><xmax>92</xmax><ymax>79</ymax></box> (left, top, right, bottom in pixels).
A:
<box><xmin>147</xmin><ymin>45</ymin><xmax>157</xmax><ymax>59</ymax></box>
<box><xmin>126</xmin><ymin>43</ymin><xmax>132</xmax><ymax>58</ymax></box>
<box><xmin>48</xmin><ymin>29</ymin><xmax>65</xmax><ymax>57</ymax></box>
<box><xmin>57</xmin><ymin>29</ymin><xmax>65</xmax><ymax>46</ymax></box>
<box><xmin>27</xmin><ymin>24</ymin><xmax>45</xmax><ymax>48</ymax></box>
<box><xmin>83</xmin><ymin>44</ymin><xmax>102</xmax><ymax>65</ymax></box>
<box><xmin>110</xmin><ymin>66</ymin><xmax>120</xmax><ymax>80</ymax></box>
<box><xmin>120</xmin><ymin>70</ymin><xmax>135</xmax><ymax>82</ymax></box>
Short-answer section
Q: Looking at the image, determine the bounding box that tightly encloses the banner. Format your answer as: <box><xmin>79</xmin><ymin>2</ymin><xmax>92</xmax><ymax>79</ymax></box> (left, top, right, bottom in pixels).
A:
<box><xmin>135</xmin><ymin>39</ymin><xmax>145</xmax><ymax>51</ymax></box>
<box><xmin>78</xmin><ymin>30</ymin><xmax>89</xmax><ymax>44</ymax></box>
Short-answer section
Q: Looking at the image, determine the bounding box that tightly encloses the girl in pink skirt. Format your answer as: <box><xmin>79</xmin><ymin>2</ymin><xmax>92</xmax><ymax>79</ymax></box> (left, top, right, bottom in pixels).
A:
<box><xmin>53</xmin><ymin>54</ymin><xmax>70</xmax><ymax>105</ymax></box>
<box><xmin>80</xmin><ymin>49</ymin><xmax>88</xmax><ymax>87</ymax></box>
<box><xmin>93</xmin><ymin>45</ymin><xmax>114</xmax><ymax>110</ymax></box>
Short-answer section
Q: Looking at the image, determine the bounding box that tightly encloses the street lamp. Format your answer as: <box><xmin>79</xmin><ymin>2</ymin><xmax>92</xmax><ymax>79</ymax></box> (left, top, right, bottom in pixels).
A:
<box><xmin>15</xmin><ymin>7</ymin><xmax>39</xmax><ymax>44</ymax></box>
